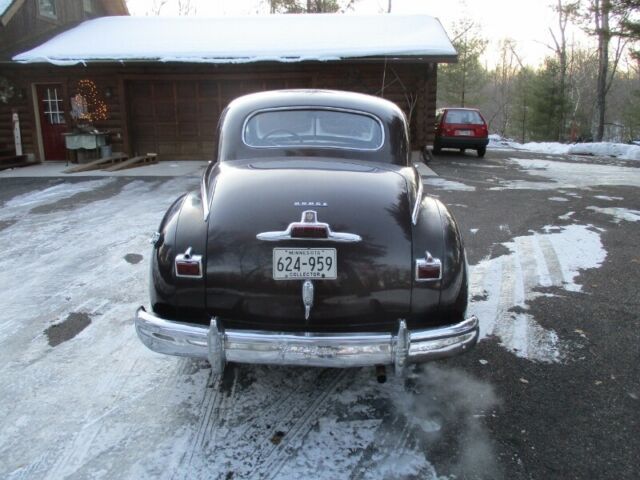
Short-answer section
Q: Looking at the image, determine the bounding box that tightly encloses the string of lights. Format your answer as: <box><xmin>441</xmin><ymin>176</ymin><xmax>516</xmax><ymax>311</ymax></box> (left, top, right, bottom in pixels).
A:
<box><xmin>71</xmin><ymin>79</ymin><xmax>109</xmax><ymax>123</ymax></box>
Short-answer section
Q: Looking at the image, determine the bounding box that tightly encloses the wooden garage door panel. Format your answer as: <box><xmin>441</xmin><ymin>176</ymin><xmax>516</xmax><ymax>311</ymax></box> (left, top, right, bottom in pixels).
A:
<box><xmin>128</xmin><ymin>77</ymin><xmax>311</xmax><ymax>159</ymax></box>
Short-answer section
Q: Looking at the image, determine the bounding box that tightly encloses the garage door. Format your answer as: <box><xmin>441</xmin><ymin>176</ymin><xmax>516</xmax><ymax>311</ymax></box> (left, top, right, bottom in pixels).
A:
<box><xmin>127</xmin><ymin>77</ymin><xmax>311</xmax><ymax>160</ymax></box>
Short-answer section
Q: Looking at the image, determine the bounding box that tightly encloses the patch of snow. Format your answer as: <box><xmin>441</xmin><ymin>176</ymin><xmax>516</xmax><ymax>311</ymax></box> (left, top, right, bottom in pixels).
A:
<box><xmin>593</xmin><ymin>195</ymin><xmax>624</xmax><ymax>201</ymax></box>
<box><xmin>470</xmin><ymin>228</ymin><xmax>479</xmax><ymax>234</ymax></box>
<box><xmin>559</xmin><ymin>212</ymin><xmax>575</xmax><ymax>220</ymax></box>
<box><xmin>587</xmin><ymin>206</ymin><xmax>640</xmax><ymax>223</ymax></box>
<box><xmin>469</xmin><ymin>224</ymin><xmax>606</xmax><ymax>362</ymax></box>
<box><xmin>423</xmin><ymin>177</ymin><xmax>476</xmax><ymax>191</ymax></box>
<box><xmin>488</xmin><ymin>135</ymin><xmax>640</xmax><ymax>161</ymax></box>
<box><xmin>2</xmin><ymin>179</ymin><xmax>113</xmax><ymax>211</ymax></box>
<box><xmin>548</xmin><ymin>196</ymin><xmax>569</xmax><ymax>202</ymax></box>
<box><xmin>492</xmin><ymin>158</ymin><xmax>640</xmax><ymax>190</ymax></box>
<box><xmin>13</xmin><ymin>15</ymin><xmax>456</xmax><ymax>64</ymax></box>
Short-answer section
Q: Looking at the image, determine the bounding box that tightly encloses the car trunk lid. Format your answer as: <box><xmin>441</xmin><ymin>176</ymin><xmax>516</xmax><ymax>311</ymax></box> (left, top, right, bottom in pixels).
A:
<box><xmin>205</xmin><ymin>158</ymin><xmax>415</xmax><ymax>332</ymax></box>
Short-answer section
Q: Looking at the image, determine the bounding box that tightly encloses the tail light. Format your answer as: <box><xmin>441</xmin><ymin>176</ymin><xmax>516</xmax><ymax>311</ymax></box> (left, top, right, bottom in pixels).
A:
<box><xmin>415</xmin><ymin>251</ymin><xmax>442</xmax><ymax>281</ymax></box>
<box><xmin>291</xmin><ymin>224</ymin><xmax>329</xmax><ymax>239</ymax></box>
<box><xmin>291</xmin><ymin>210</ymin><xmax>329</xmax><ymax>239</ymax></box>
<box><xmin>175</xmin><ymin>247</ymin><xmax>203</xmax><ymax>278</ymax></box>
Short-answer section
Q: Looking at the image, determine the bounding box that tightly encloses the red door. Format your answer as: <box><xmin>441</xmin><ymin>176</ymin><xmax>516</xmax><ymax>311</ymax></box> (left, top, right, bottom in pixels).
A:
<box><xmin>37</xmin><ymin>85</ymin><xmax>67</xmax><ymax>160</ymax></box>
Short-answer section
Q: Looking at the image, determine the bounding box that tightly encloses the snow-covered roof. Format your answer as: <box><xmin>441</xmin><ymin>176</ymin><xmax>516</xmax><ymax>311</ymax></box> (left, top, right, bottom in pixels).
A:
<box><xmin>0</xmin><ymin>0</ymin><xmax>15</xmax><ymax>17</ymax></box>
<box><xmin>12</xmin><ymin>14</ymin><xmax>457</xmax><ymax>65</ymax></box>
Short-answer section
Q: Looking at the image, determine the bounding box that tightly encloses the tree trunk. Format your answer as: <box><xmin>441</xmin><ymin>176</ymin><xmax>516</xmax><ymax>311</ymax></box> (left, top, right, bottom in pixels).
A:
<box><xmin>594</xmin><ymin>0</ymin><xmax>610</xmax><ymax>141</ymax></box>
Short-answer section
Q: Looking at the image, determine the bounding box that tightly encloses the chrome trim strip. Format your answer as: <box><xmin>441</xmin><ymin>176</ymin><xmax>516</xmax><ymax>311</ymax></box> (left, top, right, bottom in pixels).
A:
<box><xmin>201</xmin><ymin>174</ymin><xmax>209</xmax><ymax>221</ymax></box>
<box><xmin>241</xmin><ymin>106</ymin><xmax>386</xmax><ymax>152</ymax></box>
<box><xmin>135</xmin><ymin>307</ymin><xmax>479</xmax><ymax>369</ymax></box>
<box><xmin>411</xmin><ymin>180</ymin><xmax>423</xmax><ymax>226</ymax></box>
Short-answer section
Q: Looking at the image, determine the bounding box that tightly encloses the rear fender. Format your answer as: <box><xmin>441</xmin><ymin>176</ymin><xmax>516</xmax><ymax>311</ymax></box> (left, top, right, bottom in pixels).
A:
<box><xmin>150</xmin><ymin>191</ymin><xmax>207</xmax><ymax>322</ymax></box>
<box><xmin>410</xmin><ymin>196</ymin><xmax>445</xmax><ymax>325</ymax></box>
<box><xmin>434</xmin><ymin>200</ymin><xmax>468</xmax><ymax>321</ymax></box>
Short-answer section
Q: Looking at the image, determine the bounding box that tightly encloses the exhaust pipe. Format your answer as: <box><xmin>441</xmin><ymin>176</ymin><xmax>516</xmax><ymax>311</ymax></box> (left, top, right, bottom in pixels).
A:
<box><xmin>375</xmin><ymin>364</ymin><xmax>387</xmax><ymax>383</ymax></box>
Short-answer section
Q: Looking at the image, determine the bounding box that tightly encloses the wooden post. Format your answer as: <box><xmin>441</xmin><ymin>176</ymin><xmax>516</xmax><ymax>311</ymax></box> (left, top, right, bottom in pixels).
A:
<box><xmin>12</xmin><ymin>110</ymin><xmax>22</xmax><ymax>156</ymax></box>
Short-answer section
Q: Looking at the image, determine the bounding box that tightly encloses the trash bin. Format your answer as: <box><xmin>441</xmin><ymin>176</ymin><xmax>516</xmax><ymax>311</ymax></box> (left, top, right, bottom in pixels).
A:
<box><xmin>100</xmin><ymin>144</ymin><xmax>112</xmax><ymax>158</ymax></box>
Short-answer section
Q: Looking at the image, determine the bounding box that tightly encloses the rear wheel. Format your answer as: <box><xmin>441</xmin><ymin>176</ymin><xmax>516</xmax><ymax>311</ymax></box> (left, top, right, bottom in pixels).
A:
<box><xmin>477</xmin><ymin>146</ymin><xmax>486</xmax><ymax>158</ymax></box>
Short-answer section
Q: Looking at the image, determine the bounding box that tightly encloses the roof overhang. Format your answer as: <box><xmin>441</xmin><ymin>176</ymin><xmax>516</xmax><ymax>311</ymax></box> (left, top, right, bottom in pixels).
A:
<box><xmin>12</xmin><ymin>14</ymin><xmax>458</xmax><ymax>66</ymax></box>
<box><xmin>1</xmin><ymin>0</ymin><xmax>25</xmax><ymax>27</ymax></box>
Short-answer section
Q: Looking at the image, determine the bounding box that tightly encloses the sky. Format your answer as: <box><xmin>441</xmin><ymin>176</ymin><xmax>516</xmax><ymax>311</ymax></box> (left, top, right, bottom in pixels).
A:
<box><xmin>125</xmin><ymin>0</ymin><xmax>592</xmax><ymax>67</ymax></box>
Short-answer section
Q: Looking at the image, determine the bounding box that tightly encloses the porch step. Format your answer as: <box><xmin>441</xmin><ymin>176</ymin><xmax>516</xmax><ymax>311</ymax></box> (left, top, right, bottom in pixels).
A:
<box><xmin>63</xmin><ymin>152</ymin><xmax>128</xmax><ymax>173</ymax></box>
<box><xmin>0</xmin><ymin>155</ymin><xmax>33</xmax><ymax>171</ymax></box>
<box><xmin>102</xmin><ymin>153</ymin><xmax>158</xmax><ymax>172</ymax></box>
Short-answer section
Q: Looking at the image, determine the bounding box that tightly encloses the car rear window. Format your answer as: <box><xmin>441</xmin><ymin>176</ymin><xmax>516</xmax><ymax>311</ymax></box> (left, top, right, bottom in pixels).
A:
<box><xmin>243</xmin><ymin>109</ymin><xmax>384</xmax><ymax>150</ymax></box>
<box><xmin>444</xmin><ymin>110</ymin><xmax>484</xmax><ymax>125</ymax></box>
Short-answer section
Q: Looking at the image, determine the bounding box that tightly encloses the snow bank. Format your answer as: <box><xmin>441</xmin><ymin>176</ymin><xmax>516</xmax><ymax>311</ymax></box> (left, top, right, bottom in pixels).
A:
<box><xmin>489</xmin><ymin>134</ymin><xmax>640</xmax><ymax>161</ymax></box>
<box><xmin>13</xmin><ymin>14</ymin><xmax>456</xmax><ymax>65</ymax></box>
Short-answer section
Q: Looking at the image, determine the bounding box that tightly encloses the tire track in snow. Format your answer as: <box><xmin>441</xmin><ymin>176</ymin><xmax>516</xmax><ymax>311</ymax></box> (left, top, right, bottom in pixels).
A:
<box><xmin>262</xmin><ymin>369</ymin><xmax>348</xmax><ymax>479</ymax></box>
<box><xmin>470</xmin><ymin>224</ymin><xmax>605</xmax><ymax>362</ymax></box>
<box><xmin>537</xmin><ymin>235</ymin><xmax>565</xmax><ymax>287</ymax></box>
<box><xmin>175</xmin><ymin>367</ymin><xmax>347</xmax><ymax>479</ymax></box>
<box><xmin>491</xmin><ymin>254</ymin><xmax>517</xmax><ymax>345</ymax></box>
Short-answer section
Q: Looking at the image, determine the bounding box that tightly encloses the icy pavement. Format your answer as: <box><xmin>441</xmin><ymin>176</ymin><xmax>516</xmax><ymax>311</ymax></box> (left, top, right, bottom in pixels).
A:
<box><xmin>0</xmin><ymin>177</ymin><xmax>499</xmax><ymax>480</ymax></box>
<box><xmin>468</xmin><ymin>224</ymin><xmax>606</xmax><ymax>362</ymax></box>
<box><xmin>492</xmin><ymin>157</ymin><xmax>640</xmax><ymax>190</ymax></box>
<box><xmin>423</xmin><ymin>177</ymin><xmax>476</xmax><ymax>191</ymax></box>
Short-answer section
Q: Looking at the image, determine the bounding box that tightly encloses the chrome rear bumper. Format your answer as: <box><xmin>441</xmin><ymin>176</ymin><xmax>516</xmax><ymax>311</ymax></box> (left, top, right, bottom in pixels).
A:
<box><xmin>135</xmin><ymin>307</ymin><xmax>479</xmax><ymax>373</ymax></box>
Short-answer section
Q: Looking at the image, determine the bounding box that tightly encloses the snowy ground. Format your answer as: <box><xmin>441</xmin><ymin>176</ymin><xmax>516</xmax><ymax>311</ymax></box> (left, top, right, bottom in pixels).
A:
<box><xmin>0</xmin><ymin>177</ymin><xmax>500</xmax><ymax>480</ymax></box>
<box><xmin>1</xmin><ymin>149</ymin><xmax>639</xmax><ymax>479</ymax></box>
<box><xmin>489</xmin><ymin>134</ymin><xmax>640</xmax><ymax>161</ymax></box>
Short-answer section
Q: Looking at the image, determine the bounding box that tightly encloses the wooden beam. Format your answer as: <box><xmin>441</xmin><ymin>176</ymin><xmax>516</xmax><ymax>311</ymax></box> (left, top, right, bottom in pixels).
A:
<box><xmin>63</xmin><ymin>152</ymin><xmax>127</xmax><ymax>173</ymax></box>
<box><xmin>102</xmin><ymin>153</ymin><xmax>157</xmax><ymax>172</ymax></box>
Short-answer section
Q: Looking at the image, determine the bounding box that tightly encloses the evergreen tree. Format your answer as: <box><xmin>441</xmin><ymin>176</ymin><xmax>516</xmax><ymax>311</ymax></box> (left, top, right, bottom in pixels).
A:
<box><xmin>437</xmin><ymin>18</ymin><xmax>488</xmax><ymax>107</ymax></box>
<box><xmin>508</xmin><ymin>67</ymin><xmax>535</xmax><ymax>142</ymax></box>
<box><xmin>528</xmin><ymin>59</ymin><xmax>567</xmax><ymax>141</ymax></box>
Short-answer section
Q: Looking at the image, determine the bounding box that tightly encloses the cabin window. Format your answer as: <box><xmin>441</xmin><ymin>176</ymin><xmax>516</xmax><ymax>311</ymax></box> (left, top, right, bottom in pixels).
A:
<box><xmin>38</xmin><ymin>0</ymin><xmax>57</xmax><ymax>19</ymax></box>
<box><xmin>244</xmin><ymin>108</ymin><xmax>384</xmax><ymax>151</ymax></box>
<box><xmin>83</xmin><ymin>0</ymin><xmax>93</xmax><ymax>13</ymax></box>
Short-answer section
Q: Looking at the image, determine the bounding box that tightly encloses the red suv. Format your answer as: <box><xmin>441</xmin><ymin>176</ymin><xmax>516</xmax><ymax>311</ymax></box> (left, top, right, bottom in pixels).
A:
<box><xmin>433</xmin><ymin>108</ymin><xmax>489</xmax><ymax>158</ymax></box>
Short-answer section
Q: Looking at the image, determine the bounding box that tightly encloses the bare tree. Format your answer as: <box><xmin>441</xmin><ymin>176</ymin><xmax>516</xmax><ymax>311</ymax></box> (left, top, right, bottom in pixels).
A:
<box><xmin>148</xmin><ymin>0</ymin><xmax>168</xmax><ymax>16</ymax></box>
<box><xmin>582</xmin><ymin>0</ymin><xmax>633</xmax><ymax>140</ymax></box>
<box><xmin>177</xmin><ymin>0</ymin><xmax>196</xmax><ymax>16</ymax></box>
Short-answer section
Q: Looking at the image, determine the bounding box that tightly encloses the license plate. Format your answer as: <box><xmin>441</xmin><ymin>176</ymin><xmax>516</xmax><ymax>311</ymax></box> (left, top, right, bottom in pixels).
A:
<box><xmin>456</xmin><ymin>130</ymin><xmax>473</xmax><ymax>136</ymax></box>
<box><xmin>273</xmin><ymin>248</ymin><xmax>337</xmax><ymax>280</ymax></box>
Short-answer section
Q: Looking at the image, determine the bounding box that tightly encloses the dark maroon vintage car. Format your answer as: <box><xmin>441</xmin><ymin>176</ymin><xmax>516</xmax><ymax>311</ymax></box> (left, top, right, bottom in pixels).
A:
<box><xmin>135</xmin><ymin>90</ymin><xmax>478</xmax><ymax>377</ymax></box>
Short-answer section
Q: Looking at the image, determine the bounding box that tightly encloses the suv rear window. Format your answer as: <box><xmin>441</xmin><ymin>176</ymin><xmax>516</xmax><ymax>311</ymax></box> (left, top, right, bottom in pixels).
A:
<box><xmin>444</xmin><ymin>110</ymin><xmax>484</xmax><ymax>125</ymax></box>
<box><xmin>244</xmin><ymin>109</ymin><xmax>384</xmax><ymax>150</ymax></box>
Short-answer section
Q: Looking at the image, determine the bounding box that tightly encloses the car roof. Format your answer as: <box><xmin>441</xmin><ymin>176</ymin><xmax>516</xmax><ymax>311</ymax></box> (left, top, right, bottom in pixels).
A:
<box><xmin>218</xmin><ymin>89</ymin><xmax>410</xmax><ymax>165</ymax></box>
<box><xmin>227</xmin><ymin>89</ymin><xmax>407</xmax><ymax>121</ymax></box>
<box><xmin>438</xmin><ymin>107</ymin><xmax>481</xmax><ymax>112</ymax></box>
